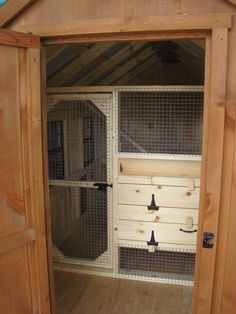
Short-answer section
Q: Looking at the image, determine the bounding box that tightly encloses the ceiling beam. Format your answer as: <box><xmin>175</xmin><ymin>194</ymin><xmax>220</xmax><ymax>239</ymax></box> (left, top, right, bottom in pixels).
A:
<box><xmin>0</xmin><ymin>0</ymin><xmax>35</xmax><ymax>27</ymax></box>
<box><xmin>190</xmin><ymin>39</ymin><xmax>205</xmax><ymax>50</ymax></box>
<box><xmin>116</xmin><ymin>55</ymin><xmax>161</xmax><ymax>85</ymax></box>
<box><xmin>48</xmin><ymin>42</ymin><xmax>114</xmax><ymax>86</ymax></box>
<box><xmin>178</xmin><ymin>47</ymin><xmax>204</xmax><ymax>78</ymax></box>
<box><xmin>46</xmin><ymin>45</ymin><xmax>69</xmax><ymax>63</ymax></box>
<box><xmin>173</xmin><ymin>40</ymin><xmax>205</xmax><ymax>60</ymax></box>
<box><xmin>47</xmin><ymin>45</ymin><xmax>90</xmax><ymax>80</ymax></box>
<box><xmin>98</xmin><ymin>47</ymin><xmax>155</xmax><ymax>85</ymax></box>
<box><xmin>74</xmin><ymin>42</ymin><xmax>145</xmax><ymax>86</ymax></box>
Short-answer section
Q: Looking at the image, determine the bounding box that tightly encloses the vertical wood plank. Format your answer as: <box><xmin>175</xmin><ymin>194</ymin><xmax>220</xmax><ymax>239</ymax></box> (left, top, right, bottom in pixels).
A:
<box><xmin>192</xmin><ymin>33</ymin><xmax>211</xmax><ymax>314</ymax></box>
<box><xmin>25</xmin><ymin>47</ymin><xmax>51</xmax><ymax>314</ymax></box>
<box><xmin>41</xmin><ymin>45</ymin><xmax>56</xmax><ymax>314</ymax></box>
<box><xmin>220</xmin><ymin>108</ymin><xmax>236</xmax><ymax>314</ymax></box>
<box><xmin>193</xmin><ymin>28</ymin><xmax>228</xmax><ymax>314</ymax></box>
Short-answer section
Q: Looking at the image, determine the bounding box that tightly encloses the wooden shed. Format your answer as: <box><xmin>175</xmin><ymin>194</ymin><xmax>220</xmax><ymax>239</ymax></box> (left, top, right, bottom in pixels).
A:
<box><xmin>0</xmin><ymin>1</ymin><xmax>235</xmax><ymax>313</ymax></box>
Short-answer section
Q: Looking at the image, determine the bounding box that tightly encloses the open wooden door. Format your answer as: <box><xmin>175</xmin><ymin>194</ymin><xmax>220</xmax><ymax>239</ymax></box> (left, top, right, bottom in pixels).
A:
<box><xmin>0</xmin><ymin>29</ymin><xmax>51</xmax><ymax>314</ymax></box>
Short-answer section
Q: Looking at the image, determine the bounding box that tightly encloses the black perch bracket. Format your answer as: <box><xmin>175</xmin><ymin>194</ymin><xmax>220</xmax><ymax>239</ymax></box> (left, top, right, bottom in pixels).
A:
<box><xmin>147</xmin><ymin>230</ymin><xmax>158</xmax><ymax>246</ymax></box>
<box><xmin>147</xmin><ymin>194</ymin><xmax>159</xmax><ymax>211</ymax></box>
<box><xmin>94</xmin><ymin>182</ymin><xmax>113</xmax><ymax>192</ymax></box>
<box><xmin>203</xmin><ymin>232</ymin><xmax>215</xmax><ymax>249</ymax></box>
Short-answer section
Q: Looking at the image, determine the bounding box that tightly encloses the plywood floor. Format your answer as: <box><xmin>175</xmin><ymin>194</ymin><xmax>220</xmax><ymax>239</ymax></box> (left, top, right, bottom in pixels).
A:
<box><xmin>54</xmin><ymin>270</ymin><xmax>193</xmax><ymax>314</ymax></box>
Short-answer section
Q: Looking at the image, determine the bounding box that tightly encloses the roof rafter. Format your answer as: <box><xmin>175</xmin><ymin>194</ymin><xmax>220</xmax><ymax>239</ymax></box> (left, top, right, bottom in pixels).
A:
<box><xmin>98</xmin><ymin>46</ymin><xmax>155</xmax><ymax>85</ymax></box>
<box><xmin>48</xmin><ymin>42</ymin><xmax>114</xmax><ymax>86</ymax></box>
<box><xmin>116</xmin><ymin>55</ymin><xmax>161</xmax><ymax>85</ymax></box>
<box><xmin>0</xmin><ymin>0</ymin><xmax>35</xmax><ymax>27</ymax></box>
<box><xmin>74</xmin><ymin>42</ymin><xmax>145</xmax><ymax>86</ymax></box>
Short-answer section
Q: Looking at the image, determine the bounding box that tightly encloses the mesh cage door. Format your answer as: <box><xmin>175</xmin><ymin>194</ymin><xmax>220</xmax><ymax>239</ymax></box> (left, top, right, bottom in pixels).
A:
<box><xmin>47</xmin><ymin>94</ymin><xmax>112</xmax><ymax>268</ymax></box>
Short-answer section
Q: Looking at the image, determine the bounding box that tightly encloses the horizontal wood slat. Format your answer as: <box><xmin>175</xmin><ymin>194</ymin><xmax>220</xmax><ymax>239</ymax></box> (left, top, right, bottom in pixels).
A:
<box><xmin>118</xmin><ymin>175</ymin><xmax>200</xmax><ymax>188</ymax></box>
<box><xmin>0</xmin><ymin>28</ymin><xmax>39</xmax><ymax>48</ymax></box>
<box><xmin>14</xmin><ymin>13</ymin><xmax>232</xmax><ymax>37</ymax></box>
<box><xmin>118</xmin><ymin>220</ymin><xmax>198</xmax><ymax>246</ymax></box>
<box><xmin>0</xmin><ymin>228</ymin><xmax>36</xmax><ymax>255</ymax></box>
<box><xmin>118</xmin><ymin>184</ymin><xmax>200</xmax><ymax>209</ymax></box>
<box><xmin>118</xmin><ymin>204</ymin><xmax>199</xmax><ymax>224</ymax></box>
<box><xmin>119</xmin><ymin>158</ymin><xmax>201</xmax><ymax>178</ymax></box>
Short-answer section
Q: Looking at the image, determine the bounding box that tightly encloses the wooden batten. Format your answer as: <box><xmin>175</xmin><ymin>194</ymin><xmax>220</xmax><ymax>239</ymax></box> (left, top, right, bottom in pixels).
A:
<box><xmin>0</xmin><ymin>229</ymin><xmax>36</xmax><ymax>255</ymax></box>
<box><xmin>0</xmin><ymin>28</ymin><xmax>39</xmax><ymax>48</ymax></box>
<box><xmin>119</xmin><ymin>158</ymin><xmax>201</xmax><ymax>178</ymax></box>
<box><xmin>193</xmin><ymin>28</ymin><xmax>228</xmax><ymax>314</ymax></box>
<box><xmin>0</xmin><ymin>0</ymin><xmax>35</xmax><ymax>27</ymax></box>
<box><xmin>12</xmin><ymin>14</ymin><xmax>232</xmax><ymax>38</ymax></box>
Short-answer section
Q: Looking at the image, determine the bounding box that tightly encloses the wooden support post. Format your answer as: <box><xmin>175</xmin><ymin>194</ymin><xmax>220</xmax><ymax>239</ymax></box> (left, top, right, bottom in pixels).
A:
<box><xmin>192</xmin><ymin>28</ymin><xmax>228</xmax><ymax>314</ymax></box>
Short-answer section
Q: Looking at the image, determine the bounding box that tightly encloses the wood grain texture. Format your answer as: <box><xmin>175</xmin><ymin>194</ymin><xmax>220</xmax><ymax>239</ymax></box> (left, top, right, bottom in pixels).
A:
<box><xmin>193</xmin><ymin>28</ymin><xmax>228</xmax><ymax>314</ymax></box>
<box><xmin>118</xmin><ymin>204</ymin><xmax>199</xmax><ymax>224</ymax></box>
<box><xmin>224</xmin><ymin>0</ymin><xmax>236</xmax><ymax>6</ymax></box>
<box><xmin>118</xmin><ymin>220</ymin><xmax>198</xmax><ymax>246</ymax></box>
<box><xmin>0</xmin><ymin>0</ymin><xmax>35</xmax><ymax>27</ymax></box>
<box><xmin>54</xmin><ymin>271</ymin><xmax>193</xmax><ymax>314</ymax></box>
<box><xmin>0</xmin><ymin>228</ymin><xmax>36</xmax><ymax>255</ymax></box>
<box><xmin>0</xmin><ymin>28</ymin><xmax>39</xmax><ymax>48</ymax></box>
<box><xmin>5</xmin><ymin>1</ymin><xmax>236</xmax><ymax>313</ymax></box>
<box><xmin>118</xmin><ymin>184</ymin><xmax>200</xmax><ymax>209</ymax></box>
<box><xmin>0</xmin><ymin>31</ymin><xmax>50</xmax><ymax>314</ymax></box>
<box><xmin>119</xmin><ymin>158</ymin><xmax>201</xmax><ymax>178</ymax></box>
<box><xmin>9</xmin><ymin>13</ymin><xmax>232</xmax><ymax>37</ymax></box>
<box><xmin>42</xmin><ymin>31</ymin><xmax>207</xmax><ymax>45</ymax></box>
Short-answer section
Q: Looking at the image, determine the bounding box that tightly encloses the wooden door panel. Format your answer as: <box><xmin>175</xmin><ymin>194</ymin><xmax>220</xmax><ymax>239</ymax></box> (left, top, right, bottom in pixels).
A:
<box><xmin>0</xmin><ymin>45</ymin><xmax>26</xmax><ymax>239</ymax></box>
<box><xmin>0</xmin><ymin>247</ymin><xmax>32</xmax><ymax>314</ymax></box>
<box><xmin>0</xmin><ymin>29</ymin><xmax>51</xmax><ymax>314</ymax></box>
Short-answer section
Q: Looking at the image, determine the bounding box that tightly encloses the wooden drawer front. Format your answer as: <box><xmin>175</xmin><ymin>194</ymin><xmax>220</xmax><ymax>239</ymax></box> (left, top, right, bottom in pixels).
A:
<box><xmin>118</xmin><ymin>184</ymin><xmax>199</xmax><ymax>209</ymax></box>
<box><xmin>118</xmin><ymin>205</ymin><xmax>198</xmax><ymax>224</ymax></box>
<box><xmin>118</xmin><ymin>221</ymin><xmax>198</xmax><ymax>246</ymax></box>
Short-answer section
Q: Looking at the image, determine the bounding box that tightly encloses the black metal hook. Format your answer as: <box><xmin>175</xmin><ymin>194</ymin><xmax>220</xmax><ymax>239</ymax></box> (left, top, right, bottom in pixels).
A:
<box><xmin>147</xmin><ymin>230</ymin><xmax>158</xmax><ymax>246</ymax></box>
<box><xmin>147</xmin><ymin>194</ymin><xmax>159</xmax><ymax>211</ymax></box>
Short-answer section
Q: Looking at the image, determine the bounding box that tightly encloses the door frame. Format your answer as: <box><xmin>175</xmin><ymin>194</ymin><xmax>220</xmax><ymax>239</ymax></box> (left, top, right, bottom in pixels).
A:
<box><xmin>46</xmin><ymin>92</ymin><xmax>113</xmax><ymax>269</ymax></box>
<box><xmin>37</xmin><ymin>15</ymin><xmax>230</xmax><ymax>314</ymax></box>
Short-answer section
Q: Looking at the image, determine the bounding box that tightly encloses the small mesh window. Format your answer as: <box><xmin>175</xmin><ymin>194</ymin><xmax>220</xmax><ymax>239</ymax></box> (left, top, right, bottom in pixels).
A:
<box><xmin>118</xmin><ymin>245</ymin><xmax>195</xmax><ymax>284</ymax></box>
<box><xmin>118</xmin><ymin>91</ymin><xmax>204</xmax><ymax>156</ymax></box>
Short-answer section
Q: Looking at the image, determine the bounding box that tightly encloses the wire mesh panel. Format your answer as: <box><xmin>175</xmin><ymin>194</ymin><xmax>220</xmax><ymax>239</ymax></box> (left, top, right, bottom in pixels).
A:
<box><xmin>50</xmin><ymin>186</ymin><xmax>107</xmax><ymax>260</ymax></box>
<box><xmin>117</xmin><ymin>244</ymin><xmax>195</xmax><ymax>284</ymax></box>
<box><xmin>47</xmin><ymin>98</ymin><xmax>108</xmax><ymax>182</ymax></box>
<box><xmin>116</xmin><ymin>87</ymin><xmax>204</xmax><ymax>157</ymax></box>
<box><xmin>47</xmin><ymin>94</ymin><xmax>112</xmax><ymax>268</ymax></box>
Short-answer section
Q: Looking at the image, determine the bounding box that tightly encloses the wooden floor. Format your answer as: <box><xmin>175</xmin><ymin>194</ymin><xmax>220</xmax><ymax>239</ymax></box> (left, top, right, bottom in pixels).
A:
<box><xmin>54</xmin><ymin>270</ymin><xmax>193</xmax><ymax>314</ymax></box>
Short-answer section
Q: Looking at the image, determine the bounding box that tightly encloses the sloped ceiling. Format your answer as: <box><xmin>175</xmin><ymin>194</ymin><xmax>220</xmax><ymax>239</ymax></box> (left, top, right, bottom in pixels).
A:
<box><xmin>46</xmin><ymin>39</ymin><xmax>205</xmax><ymax>86</ymax></box>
